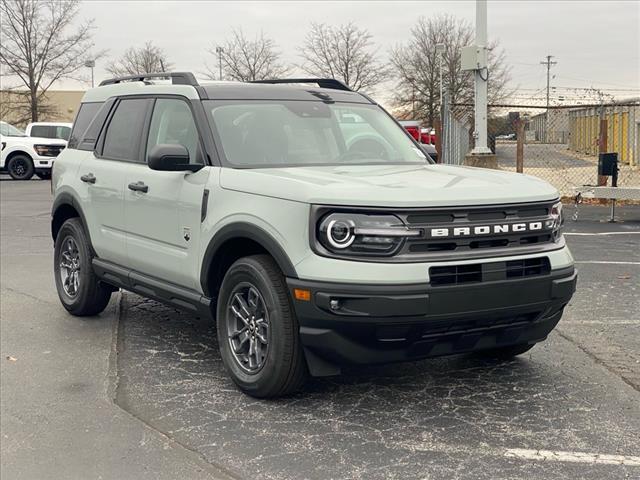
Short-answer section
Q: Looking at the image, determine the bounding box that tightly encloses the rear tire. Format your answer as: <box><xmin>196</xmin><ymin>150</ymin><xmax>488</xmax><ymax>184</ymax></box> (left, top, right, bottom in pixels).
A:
<box><xmin>54</xmin><ymin>218</ymin><xmax>112</xmax><ymax>316</ymax></box>
<box><xmin>7</xmin><ymin>154</ymin><xmax>34</xmax><ymax>180</ymax></box>
<box><xmin>217</xmin><ymin>254</ymin><xmax>307</xmax><ymax>398</ymax></box>
<box><xmin>478</xmin><ymin>343</ymin><xmax>536</xmax><ymax>360</ymax></box>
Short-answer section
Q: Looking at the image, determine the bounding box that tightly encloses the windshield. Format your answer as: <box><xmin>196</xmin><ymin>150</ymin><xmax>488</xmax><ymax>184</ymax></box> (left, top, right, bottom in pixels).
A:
<box><xmin>0</xmin><ymin>122</ymin><xmax>25</xmax><ymax>137</ymax></box>
<box><xmin>205</xmin><ymin>100</ymin><xmax>431</xmax><ymax>168</ymax></box>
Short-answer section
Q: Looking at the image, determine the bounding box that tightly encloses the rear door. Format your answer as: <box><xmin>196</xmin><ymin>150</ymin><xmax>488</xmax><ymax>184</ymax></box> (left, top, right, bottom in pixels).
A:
<box><xmin>85</xmin><ymin>97</ymin><xmax>152</xmax><ymax>266</ymax></box>
<box><xmin>123</xmin><ymin>97</ymin><xmax>210</xmax><ymax>290</ymax></box>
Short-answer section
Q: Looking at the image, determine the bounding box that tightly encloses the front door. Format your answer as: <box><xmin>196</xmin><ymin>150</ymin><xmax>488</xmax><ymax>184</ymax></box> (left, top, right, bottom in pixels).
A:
<box><xmin>83</xmin><ymin>98</ymin><xmax>151</xmax><ymax>266</ymax></box>
<box><xmin>123</xmin><ymin>97</ymin><xmax>210</xmax><ymax>290</ymax></box>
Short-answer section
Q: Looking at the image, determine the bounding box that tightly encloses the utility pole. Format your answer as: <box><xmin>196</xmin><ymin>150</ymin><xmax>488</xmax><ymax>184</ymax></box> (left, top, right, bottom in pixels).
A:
<box><xmin>541</xmin><ymin>55</ymin><xmax>557</xmax><ymax>142</ymax></box>
<box><xmin>470</xmin><ymin>0</ymin><xmax>491</xmax><ymax>155</ymax></box>
<box><xmin>215</xmin><ymin>46</ymin><xmax>224</xmax><ymax>80</ymax></box>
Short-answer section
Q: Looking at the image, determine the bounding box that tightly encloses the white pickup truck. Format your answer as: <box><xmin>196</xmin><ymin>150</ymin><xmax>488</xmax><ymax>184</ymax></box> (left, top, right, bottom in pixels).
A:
<box><xmin>1</xmin><ymin>121</ymin><xmax>67</xmax><ymax>180</ymax></box>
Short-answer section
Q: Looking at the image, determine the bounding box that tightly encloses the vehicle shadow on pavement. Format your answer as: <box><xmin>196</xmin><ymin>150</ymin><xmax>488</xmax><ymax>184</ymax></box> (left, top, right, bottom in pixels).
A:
<box><xmin>115</xmin><ymin>294</ymin><xmax>640</xmax><ymax>480</ymax></box>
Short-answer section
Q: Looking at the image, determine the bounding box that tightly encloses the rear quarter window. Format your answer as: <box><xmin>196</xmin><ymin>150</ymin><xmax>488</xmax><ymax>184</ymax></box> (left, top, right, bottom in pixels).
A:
<box><xmin>68</xmin><ymin>102</ymin><xmax>103</xmax><ymax>149</ymax></box>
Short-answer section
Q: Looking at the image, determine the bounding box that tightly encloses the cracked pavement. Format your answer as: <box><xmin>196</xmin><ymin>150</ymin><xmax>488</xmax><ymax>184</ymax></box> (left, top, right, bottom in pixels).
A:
<box><xmin>1</xmin><ymin>180</ymin><xmax>638</xmax><ymax>479</ymax></box>
<box><xmin>116</xmin><ymin>206</ymin><xmax>640</xmax><ymax>479</ymax></box>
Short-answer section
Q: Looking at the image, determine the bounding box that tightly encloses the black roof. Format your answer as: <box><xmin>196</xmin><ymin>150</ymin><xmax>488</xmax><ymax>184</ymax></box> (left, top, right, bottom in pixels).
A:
<box><xmin>97</xmin><ymin>72</ymin><xmax>375</xmax><ymax>104</ymax></box>
<box><xmin>201</xmin><ymin>82</ymin><xmax>373</xmax><ymax>104</ymax></box>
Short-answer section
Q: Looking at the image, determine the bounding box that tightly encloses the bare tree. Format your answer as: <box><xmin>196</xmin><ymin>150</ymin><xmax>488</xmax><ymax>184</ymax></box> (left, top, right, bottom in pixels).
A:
<box><xmin>299</xmin><ymin>22</ymin><xmax>390</xmax><ymax>92</ymax></box>
<box><xmin>106</xmin><ymin>42</ymin><xmax>173</xmax><ymax>77</ymax></box>
<box><xmin>390</xmin><ymin>15</ymin><xmax>511</xmax><ymax>125</ymax></box>
<box><xmin>0</xmin><ymin>0</ymin><xmax>99</xmax><ymax>122</ymax></box>
<box><xmin>206</xmin><ymin>29</ymin><xmax>289</xmax><ymax>82</ymax></box>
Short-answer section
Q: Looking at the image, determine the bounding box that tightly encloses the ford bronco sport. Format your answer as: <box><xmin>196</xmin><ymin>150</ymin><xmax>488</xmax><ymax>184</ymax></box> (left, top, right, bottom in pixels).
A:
<box><xmin>51</xmin><ymin>73</ymin><xmax>577</xmax><ymax>398</ymax></box>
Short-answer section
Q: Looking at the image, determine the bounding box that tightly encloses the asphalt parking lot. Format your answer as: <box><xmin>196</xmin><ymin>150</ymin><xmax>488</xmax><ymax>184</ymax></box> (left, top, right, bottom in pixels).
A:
<box><xmin>1</xmin><ymin>178</ymin><xmax>639</xmax><ymax>479</ymax></box>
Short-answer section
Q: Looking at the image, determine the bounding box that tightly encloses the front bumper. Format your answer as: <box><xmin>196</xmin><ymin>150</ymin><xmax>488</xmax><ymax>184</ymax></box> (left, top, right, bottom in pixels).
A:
<box><xmin>34</xmin><ymin>156</ymin><xmax>54</xmax><ymax>172</ymax></box>
<box><xmin>287</xmin><ymin>266</ymin><xmax>577</xmax><ymax>376</ymax></box>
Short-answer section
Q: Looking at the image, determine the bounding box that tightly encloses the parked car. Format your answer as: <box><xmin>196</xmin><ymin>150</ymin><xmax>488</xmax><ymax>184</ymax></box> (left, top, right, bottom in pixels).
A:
<box><xmin>25</xmin><ymin>122</ymin><xmax>73</xmax><ymax>141</ymax></box>
<box><xmin>398</xmin><ymin>120</ymin><xmax>421</xmax><ymax>142</ymax></box>
<box><xmin>51</xmin><ymin>73</ymin><xmax>576</xmax><ymax>398</ymax></box>
<box><xmin>399</xmin><ymin>121</ymin><xmax>438</xmax><ymax>161</ymax></box>
<box><xmin>1</xmin><ymin>121</ymin><xmax>66</xmax><ymax>180</ymax></box>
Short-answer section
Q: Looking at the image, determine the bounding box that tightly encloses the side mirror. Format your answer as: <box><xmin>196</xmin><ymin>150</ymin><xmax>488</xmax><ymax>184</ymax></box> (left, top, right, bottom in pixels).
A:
<box><xmin>147</xmin><ymin>144</ymin><xmax>203</xmax><ymax>172</ymax></box>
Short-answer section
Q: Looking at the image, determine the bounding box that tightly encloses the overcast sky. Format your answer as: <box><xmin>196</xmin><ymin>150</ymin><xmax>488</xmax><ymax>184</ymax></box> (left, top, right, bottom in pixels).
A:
<box><xmin>64</xmin><ymin>1</ymin><xmax>640</xmax><ymax>105</ymax></box>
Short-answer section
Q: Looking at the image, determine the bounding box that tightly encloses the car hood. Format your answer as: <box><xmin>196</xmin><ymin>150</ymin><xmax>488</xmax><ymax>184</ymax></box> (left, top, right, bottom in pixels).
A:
<box><xmin>220</xmin><ymin>164</ymin><xmax>559</xmax><ymax>207</ymax></box>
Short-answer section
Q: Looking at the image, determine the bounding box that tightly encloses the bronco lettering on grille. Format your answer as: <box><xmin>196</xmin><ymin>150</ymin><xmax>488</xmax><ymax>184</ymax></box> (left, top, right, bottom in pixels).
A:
<box><xmin>429</xmin><ymin>220</ymin><xmax>554</xmax><ymax>238</ymax></box>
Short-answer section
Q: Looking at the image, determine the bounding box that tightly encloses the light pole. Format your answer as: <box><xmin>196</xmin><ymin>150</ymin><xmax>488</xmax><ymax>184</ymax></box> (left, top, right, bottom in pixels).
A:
<box><xmin>215</xmin><ymin>46</ymin><xmax>224</xmax><ymax>80</ymax></box>
<box><xmin>84</xmin><ymin>59</ymin><xmax>95</xmax><ymax>87</ymax></box>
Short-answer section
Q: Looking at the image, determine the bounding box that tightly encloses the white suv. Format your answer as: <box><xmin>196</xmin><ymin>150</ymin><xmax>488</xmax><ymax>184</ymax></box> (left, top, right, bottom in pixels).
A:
<box><xmin>51</xmin><ymin>73</ymin><xmax>577</xmax><ymax>397</ymax></box>
<box><xmin>1</xmin><ymin>121</ymin><xmax>66</xmax><ymax>180</ymax></box>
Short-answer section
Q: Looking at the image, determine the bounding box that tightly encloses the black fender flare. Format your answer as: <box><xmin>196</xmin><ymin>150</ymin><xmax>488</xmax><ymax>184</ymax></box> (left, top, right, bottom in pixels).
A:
<box><xmin>51</xmin><ymin>192</ymin><xmax>93</xmax><ymax>248</ymax></box>
<box><xmin>200</xmin><ymin>222</ymin><xmax>298</xmax><ymax>296</ymax></box>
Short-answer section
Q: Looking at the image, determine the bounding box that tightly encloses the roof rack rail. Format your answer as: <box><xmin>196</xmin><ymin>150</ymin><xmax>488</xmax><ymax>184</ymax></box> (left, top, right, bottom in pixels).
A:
<box><xmin>249</xmin><ymin>78</ymin><xmax>352</xmax><ymax>92</ymax></box>
<box><xmin>99</xmin><ymin>72</ymin><xmax>199</xmax><ymax>87</ymax></box>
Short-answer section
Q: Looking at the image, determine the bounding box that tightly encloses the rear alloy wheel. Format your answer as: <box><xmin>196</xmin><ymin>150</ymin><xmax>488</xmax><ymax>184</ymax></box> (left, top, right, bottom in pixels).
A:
<box><xmin>217</xmin><ymin>255</ymin><xmax>307</xmax><ymax>398</ymax></box>
<box><xmin>7</xmin><ymin>155</ymin><xmax>34</xmax><ymax>180</ymax></box>
<box><xmin>54</xmin><ymin>218</ymin><xmax>112</xmax><ymax>316</ymax></box>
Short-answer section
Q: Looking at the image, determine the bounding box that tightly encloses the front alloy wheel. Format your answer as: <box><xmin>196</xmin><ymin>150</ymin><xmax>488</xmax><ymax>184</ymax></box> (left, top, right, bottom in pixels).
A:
<box><xmin>217</xmin><ymin>255</ymin><xmax>307</xmax><ymax>398</ymax></box>
<box><xmin>226</xmin><ymin>283</ymin><xmax>271</xmax><ymax>373</ymax></box>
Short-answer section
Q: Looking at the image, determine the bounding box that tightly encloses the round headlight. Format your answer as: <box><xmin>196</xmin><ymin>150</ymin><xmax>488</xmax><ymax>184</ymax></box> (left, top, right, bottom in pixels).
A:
<box><xmin>326</xmin><ymin>219</ymin><xmax>355</xmax><ymax>249</ymax></box>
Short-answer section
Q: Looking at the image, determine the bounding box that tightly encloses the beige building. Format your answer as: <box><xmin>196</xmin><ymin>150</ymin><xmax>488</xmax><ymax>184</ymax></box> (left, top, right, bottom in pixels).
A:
<box><xmin>1</xmin><ymin>89</ymin><xmax>85</xmax><ymax>128</ymax></box>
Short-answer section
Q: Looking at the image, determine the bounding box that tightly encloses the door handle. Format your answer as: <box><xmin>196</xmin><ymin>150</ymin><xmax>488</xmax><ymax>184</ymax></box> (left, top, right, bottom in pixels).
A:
<box><xmin>80</xmin><ymin>173</ymin><xmax>96</xmax><ymax>184</ymax></box>
<box><xmin>128</xmin><ymin>181</ymin><xmax>148</xmax><ymax>193</ymax></box>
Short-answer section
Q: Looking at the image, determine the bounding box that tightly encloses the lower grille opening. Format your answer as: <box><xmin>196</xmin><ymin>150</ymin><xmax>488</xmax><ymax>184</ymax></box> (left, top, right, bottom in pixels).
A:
<box><xmin>505</xmin><ymin>257</ymin><xmax>551</xmax><ymax>278</ymax></box>
<box><xmin>430</xmin><ymin>257</ymin><xmax>550</xmax><ymax>286</ymax></box>
<box><xmin>430</xmin><ymin>264</ymin><xmax>482</xmax><ymax>286</ymax></box>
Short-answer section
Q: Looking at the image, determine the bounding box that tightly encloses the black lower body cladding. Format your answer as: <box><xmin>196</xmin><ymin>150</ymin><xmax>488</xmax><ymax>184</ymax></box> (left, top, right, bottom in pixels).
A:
<box><xmin>287</xmin><ymin>266</ymin><xmax>577</xmax><ymax>376</ymax></box>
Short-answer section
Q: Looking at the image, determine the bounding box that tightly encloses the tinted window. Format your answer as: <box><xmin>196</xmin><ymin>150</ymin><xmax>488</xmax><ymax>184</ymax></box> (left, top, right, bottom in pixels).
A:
<box><xmin>102</xmin><ymin>99</ymin><xmax>149</xmax><ymax>161</ymax></box>
<box><xmin>31</xmin><ymin>125</ymin><xmax>53</xmax><ymax>138</ymax></box>
<box><xmin>68</xmin><ymin>103</ymin><xmax>102</xmax><ymax>148</ymax></box>
<box><xmin>146</xmin><ymin>99</ymin><xmax>202</xmax><ymax>164</ymax></box>
<box><xmin>55</xmin><ymin>126</ymin><xmax>71</xmax><ymax>140</ymax></box>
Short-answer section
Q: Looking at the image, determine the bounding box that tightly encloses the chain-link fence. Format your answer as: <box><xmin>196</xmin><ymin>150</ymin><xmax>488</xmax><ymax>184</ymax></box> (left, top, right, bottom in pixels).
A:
<box><xmin>441</xmin><ymin>95</ymin><xmax>470</xmax><ymax>165</ymax></box>
<box><xmin>442</xmin><ymin>101</ymin><xmax>640</xmax><ymax>197</ymax></box>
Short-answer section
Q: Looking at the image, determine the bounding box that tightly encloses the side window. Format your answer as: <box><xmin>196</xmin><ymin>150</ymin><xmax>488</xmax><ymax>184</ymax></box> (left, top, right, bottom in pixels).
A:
<box><xmin>68</xmin><ymin>102</ymin><xmax>103</xmax><ymax>148</ymax></box>
<box><xmin>146</xmin><ymin>99</ymin><xmax>202</xmax><ymax>164</ymax></box>
<box><xmin>102</xmin><ymin>99</ymin><xmax>149</xmax><ymax>161</ymax></box>
<box><xmin>55</xmin><ymin>126</ymin><xmax>71</xmax><ymax>141</ymax></box>
<box><xmin>31</xmin><ymin>125</ymin><xmax>53</xmax><ymax>138</ymax></box>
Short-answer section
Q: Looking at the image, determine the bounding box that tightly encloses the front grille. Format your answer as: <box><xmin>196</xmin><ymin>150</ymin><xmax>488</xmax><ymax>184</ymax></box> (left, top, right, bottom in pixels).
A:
<box><xmin>430</xmin><ymin>257</ymin><xmax>550</xmax><ymax>286</ymax></box>
<box><xmin>50</xmin><ymin>145</ymin><xmax>65</xmax><ymax>156</ymax></box>
<box><xmin>397</xmin><ymin>201</ymin><xmax>558</xmax><ymax>260</ymax></box>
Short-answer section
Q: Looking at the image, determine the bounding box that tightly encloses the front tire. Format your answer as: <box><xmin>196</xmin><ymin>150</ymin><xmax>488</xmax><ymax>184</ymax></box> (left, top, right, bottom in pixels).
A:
<box><xmin>54</xmin><ymin>218</ymin><xmax>112</xmax><ymax>316</ymax></box>
<box><xmin>7</xmin><ymin>154</ymin><xmax>34</xmax><ymax>180</ymax></box>
<box><xmin>217</xmin><ymin>255</ymin><xmax>307</xmax><ymax>398</ymax></box>
<box><xmin>36</xmin><ymin>170</ymin><xmax>51</xmax><ymax>180</ymax></box>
